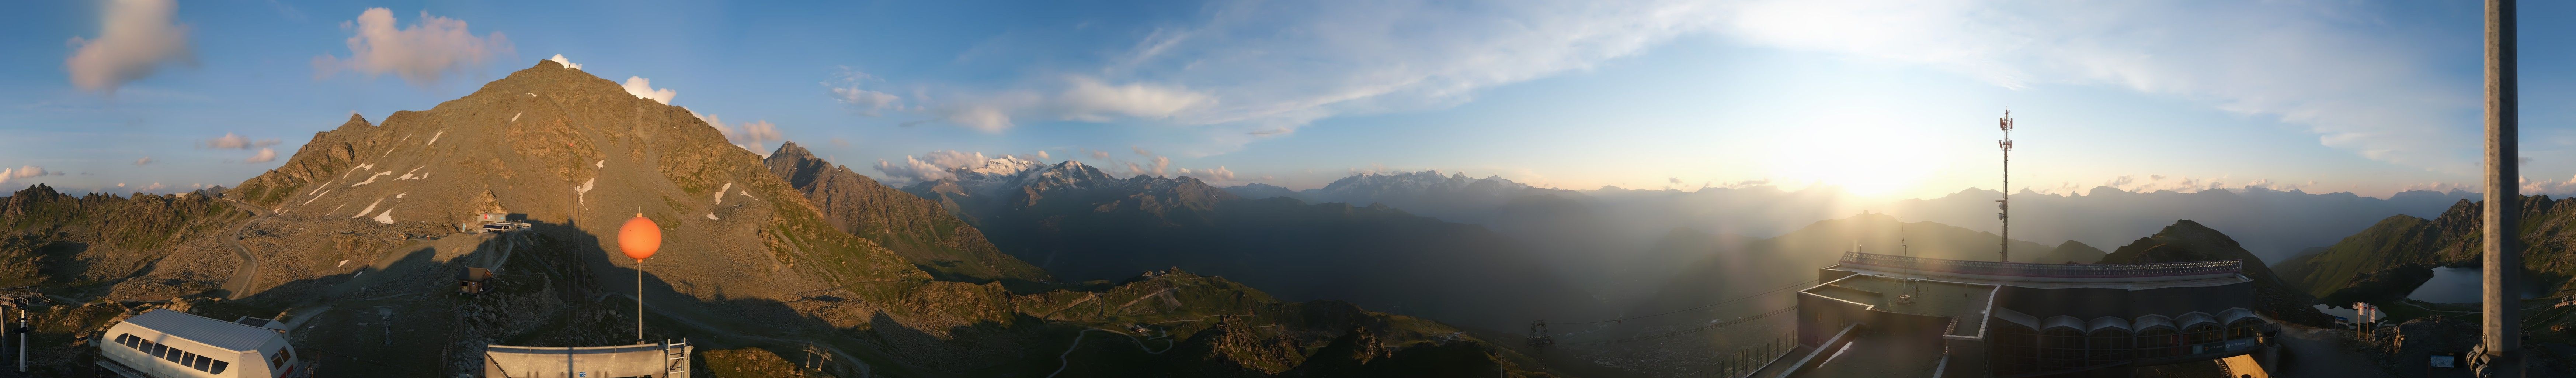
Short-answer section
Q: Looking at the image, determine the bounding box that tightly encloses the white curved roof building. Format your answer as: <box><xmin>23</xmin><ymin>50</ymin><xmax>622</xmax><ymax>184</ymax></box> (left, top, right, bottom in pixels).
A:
<box><xmin>96</xmin><ymin>309</ymin><xmax>307</xmax><ymax>378</ymax></box>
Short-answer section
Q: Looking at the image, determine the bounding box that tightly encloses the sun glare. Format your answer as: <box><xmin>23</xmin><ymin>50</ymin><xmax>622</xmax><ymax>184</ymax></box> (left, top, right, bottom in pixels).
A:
<box><xmin>1761</xmin><ymin>118</ymin><xmax>1945</xmax><ymax>198</ymax></box>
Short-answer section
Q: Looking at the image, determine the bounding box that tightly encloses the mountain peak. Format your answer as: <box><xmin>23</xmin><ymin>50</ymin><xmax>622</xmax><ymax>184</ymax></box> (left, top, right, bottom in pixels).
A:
<box><xmin>2101</xmin><ymin>219</ymin><xmax>2331</xmax><ymax>326</ymax></box>
<box><xmin>770</xmin><ymin>141</ymin><xmax>816</xmax><ymax>163</ymax></box>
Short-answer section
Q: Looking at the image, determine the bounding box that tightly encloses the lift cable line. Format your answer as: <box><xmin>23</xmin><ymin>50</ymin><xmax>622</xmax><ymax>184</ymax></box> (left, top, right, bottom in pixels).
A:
<box><xmin>1561</xmin><ymin>306</ymin><xmax>1800</xmax><ymax>345</ymax></box>
<box><xmin>1550</xmin><ymin>278</ymin><xmax>1819</xmax><ymax>326</ymax></box>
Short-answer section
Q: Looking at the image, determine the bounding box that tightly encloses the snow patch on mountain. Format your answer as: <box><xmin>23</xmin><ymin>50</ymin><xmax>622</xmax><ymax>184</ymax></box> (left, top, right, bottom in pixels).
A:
<box><xmin>302</xmin><ymin>189</ymin><xmax>330</xmax><ymax>205</ymax></box>
<box><xmin>350</xmin><ymin>171</ymin><xmax>394</xmax><ymax>186</ymax></box>
<box><xmin>352</xmin><ymin>198</ymin><xmax>382</xmax><ymax>219</ymax></box>
<box><xmin>574</xmin><ymin>177</ymin><xmax>595</xmax><ymax>205</ymax></box>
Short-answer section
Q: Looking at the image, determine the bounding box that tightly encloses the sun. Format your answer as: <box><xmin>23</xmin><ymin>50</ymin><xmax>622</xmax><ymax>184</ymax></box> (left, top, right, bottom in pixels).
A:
<box><xmin>1760</xmin><ymin>119</ymin><xmax>1945</xmax><ymax>198</ymax></box>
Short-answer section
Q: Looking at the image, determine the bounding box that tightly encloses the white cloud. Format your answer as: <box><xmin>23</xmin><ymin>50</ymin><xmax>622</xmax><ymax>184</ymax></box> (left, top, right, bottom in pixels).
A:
<box><xmin>0</xmin><ymin>165</ymin><xmax>60</xmax><ymax>185</ymax></box>
<box><xmin>915</xmin><ymin>151</ymin><xmax>991</xmax><ymax>169</ymax></box>
<box><xmin>1053</xmin><ymin>76</ymin><xmax>1210</xmax><ymax>121</ymax></box>
<box><xmin>622</xmin><ymin>76</ymin><xmax>677</xmax><ymax>104</ymax></box>
<box><xmin>868</xmin><ymin>150</ymin><xmax>1058</xmax><ymax>183</ymax></box>
<box><xmin>873</xmin><ymin>154</ymin><xmax>970</xmax><ymax>183</ymax></box>
<box><xmin>202</xmin><ymin>133</ymin><xmax>279</xmax><ymax>149</ymax></box>
<box><xmin>1056</xmin><ymin>0</ymin><xmax>1717</xmax><ymax>138</ymax></box>
<box><xmin>312</xmin><ymin>8</ymin><xmax>512</xmax><ymax>85</ymax></box>
<box><xmin>1190</xmin><ymin>166</ymin><xmax>1237</xmax><ymax>181</ymax></box>
<box><xmin>65</xmin><ymin>0</ymin><xmax>192</xmax><ymax>93</ymax></box>
<box><xmin>825</xmin><ymin>66</ymin><xmax>901</xmax><ymax>116</ymax></box>
<box><xmin>2525</xmin><ymin>175</ymin><xmax>2576</xmax><ymax>195</ymax></box>
<box><xmin>928</xmin><ymin>103</ymin><xmax>1021</xmax><ymax>133</ymax></box>
<box><xmin>548</xmin><ymin>54</ymin><xmax>581</xmax><ymax>70</ymax></box>
<box><xmin>246</xmin><ymin>148</ymin><xmax>277</xmax><ymax>163</ymax></box>
<box><xmin>135</xmin><ymin>156</ymin><xmax>153</xmax><ymax>166</ymax></box>
<box><xmin>1036</xmin><ymin>150</ymin><xmax>1051</xmax><ymax>161</ymax></box>
<box><xmin>1124</xmin><ymin>156</ymin><xmax>1172</xmax><ymax>177</ymax></box>
<box><xmin>693</xmin><ymin>111</ymin><xmax>784</xmax><ymax>153</ymax></box>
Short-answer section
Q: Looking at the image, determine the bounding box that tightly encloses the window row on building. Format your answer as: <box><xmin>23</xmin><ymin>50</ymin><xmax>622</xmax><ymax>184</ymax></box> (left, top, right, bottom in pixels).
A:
<box><xmin>114</xmin><ymin>333</ymin><xmax>231</xmax><ymax>374</ymax></box>
<box><xmin>1989</xmin><ymin>316</ymin><xmax>2268</xmax><ymax>375</ymax></box>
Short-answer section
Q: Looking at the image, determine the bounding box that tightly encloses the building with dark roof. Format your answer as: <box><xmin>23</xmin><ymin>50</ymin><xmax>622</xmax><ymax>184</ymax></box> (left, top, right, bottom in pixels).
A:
<box><xmin>1752</xmin><ymin>252</ymin><xmax>2280</xmax><ymax>378</ymax></box>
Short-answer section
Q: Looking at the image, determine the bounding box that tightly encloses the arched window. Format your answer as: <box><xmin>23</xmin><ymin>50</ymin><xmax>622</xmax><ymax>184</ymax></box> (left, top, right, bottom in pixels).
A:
<box><xmin>2183</xmin><ymin>323</ymin><xmax>2224</xmax><ymax>348</ymax></box>
<box><xmin>1992</xmin><ymin>323</ymin><xmax>2041</xmax><ymax>374</ymax></box>
<box><xmin>2041</xmin><ymin>327</ymin><xmax>2088</xmax><ymax>370</ymax></box>
<box><xmin>2135</xmin><ymin>327</ymin><xmax>2179</xmax><ymax>358</ymax></box>
<box><xmin>2088</xmin><ymin>328</ymin><xmax>2133</xmax><ymax>365</ymax></box>
<box><xmin>2225</xmin><ymin>318</ymin><xmax>2265</xmax><ymax>340</ymax></box>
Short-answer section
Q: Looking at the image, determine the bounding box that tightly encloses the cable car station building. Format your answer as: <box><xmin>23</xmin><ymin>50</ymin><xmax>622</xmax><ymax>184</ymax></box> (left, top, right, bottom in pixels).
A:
<box><xmin>1759</xmin><ymin>252</ymin><xmax>2280</xmax><ymax>378</ymax></box>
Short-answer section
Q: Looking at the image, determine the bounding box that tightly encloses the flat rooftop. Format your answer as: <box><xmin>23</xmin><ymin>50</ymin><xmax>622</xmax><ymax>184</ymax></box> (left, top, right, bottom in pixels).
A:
<box><xmin>1794</xmin><ymin>329</ymin><xmax>1950</xmax><ymax>378</ymax></box>
<box><xmin>1835</xmin><ymin>252</ymin><xmax>2251</xmax><ymax>289</ymax></box>
<box><xmin>1805</xmin><ymin>274</ymin><xmax>1995</xmax><ymax>337</ymax></box>
<box><xmin>121</xmin><ymin>309</ymin><xmax>284</xmax><ymax>352</ymax></box>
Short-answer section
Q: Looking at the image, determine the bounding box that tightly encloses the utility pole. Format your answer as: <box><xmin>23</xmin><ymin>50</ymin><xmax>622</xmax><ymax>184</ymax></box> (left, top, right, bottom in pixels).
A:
<box><xmin>16</xmin><ymin>306</ymin><xmax>25</xmax><ymax>374</ymax></box>
<box><xmin>2476</xmin><ymin>0</ymin><xmax>2523</xmax><ymax>377</ymax></box>
<box><xmin>1997</xmin><ymin>111</ymin><xmax>2015</xmax><ymax>262</ymax></box>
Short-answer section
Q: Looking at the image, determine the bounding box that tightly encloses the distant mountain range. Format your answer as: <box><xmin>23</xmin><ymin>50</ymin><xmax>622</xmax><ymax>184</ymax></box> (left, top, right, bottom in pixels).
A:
<box><xmin>1890</xmin><ymin>186</ymin><xmax>2478</xmax><ymax>262</ymax></box>
<box><xmin>1228</xmin><ymin>172</ymin><xmax>2473</xmax><ymax>264</ymax></box>
<box><xmin>896</xmin><ymin>161</ymin><xmax>1609</xmax><ymax>331</ymax></box>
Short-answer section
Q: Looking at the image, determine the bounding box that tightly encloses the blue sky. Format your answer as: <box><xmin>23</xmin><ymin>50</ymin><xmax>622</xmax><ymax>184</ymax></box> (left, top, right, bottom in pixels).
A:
<box><xmin>6</xmin><ymin>0</ymin><xmax>2575</xmax><ymax>199</ymax></box>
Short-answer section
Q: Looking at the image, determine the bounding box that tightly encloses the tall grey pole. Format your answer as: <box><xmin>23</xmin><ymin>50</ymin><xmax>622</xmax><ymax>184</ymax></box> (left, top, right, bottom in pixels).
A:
<box><xmin>2479</xmin><ymin>0</ymin><xmax>2522</xmax><ymax>377</ymax></box>
<box><xmin>638</xmin><ymin>258</ymin><xmax>646</xmax><ymax>344</ymax></box>
<box><xmin>17</xmin><ymin>306</ymin><xmax>24</xmax><ymax>373</ymax></box>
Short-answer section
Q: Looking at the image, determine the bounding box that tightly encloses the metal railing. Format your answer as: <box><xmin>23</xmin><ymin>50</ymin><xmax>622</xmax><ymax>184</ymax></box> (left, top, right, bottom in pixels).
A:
<box><xmin>1841</xmin><ymin>252</ymin><xmax>2240</xmax><ymax>278</ymax></box>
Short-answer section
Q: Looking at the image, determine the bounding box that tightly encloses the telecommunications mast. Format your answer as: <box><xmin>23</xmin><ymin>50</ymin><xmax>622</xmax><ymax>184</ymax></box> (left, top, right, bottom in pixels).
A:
<box><xmin>1998</xmin><ymin>111</ymin><xmax>2014</xmax><ymax>262</ymax></box>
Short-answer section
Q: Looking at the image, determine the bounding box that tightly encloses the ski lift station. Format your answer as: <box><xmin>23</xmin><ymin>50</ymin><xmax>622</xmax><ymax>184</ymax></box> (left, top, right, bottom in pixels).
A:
<box><xmin>97</xmin><ymin>309</ymin><xmax>310</xmax><ymax>378</ymax></box>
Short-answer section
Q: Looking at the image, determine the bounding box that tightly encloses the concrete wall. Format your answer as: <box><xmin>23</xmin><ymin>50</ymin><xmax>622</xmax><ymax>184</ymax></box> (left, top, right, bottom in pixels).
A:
<box><xmin>483</xmin><ymin>342</ymin><xmax>691</xmax><ymax>378</ymax></box>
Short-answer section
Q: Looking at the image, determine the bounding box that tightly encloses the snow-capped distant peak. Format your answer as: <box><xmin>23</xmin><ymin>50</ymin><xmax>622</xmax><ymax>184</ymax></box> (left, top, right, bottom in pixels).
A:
<box><xmin>963</xmin><ymin>155</ymin><xmax>1043</xmax><ymax>177</ymax></box>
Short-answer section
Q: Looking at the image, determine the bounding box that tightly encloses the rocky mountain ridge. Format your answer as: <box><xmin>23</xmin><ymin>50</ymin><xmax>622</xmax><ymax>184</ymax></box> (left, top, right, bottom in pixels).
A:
<box><xmin>2274</xmin><ymin>196</ymin><xmax>2576</xmax><ymax>303</ymax></box>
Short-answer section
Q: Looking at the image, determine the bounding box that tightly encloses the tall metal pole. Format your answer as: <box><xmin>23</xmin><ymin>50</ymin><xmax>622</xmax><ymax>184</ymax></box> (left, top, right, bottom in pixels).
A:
<box><xmin>2479</xmin><ymin>0</ymin><xmax>2522</xmax><ymax>376</ymax></box>
<box><xmin>16</xmin><ymin>306</ymin><xmax>24</xmax><ymax>373</ymax></box>
<box><xmin>1998</xmin><ymin>111</ymin><xmax>2014</xmax><ymax>262</ymax></box>
<box><xmin>637</xmin><ymin>258</ymin><xmax>646</xmax><ymax>343</ymax></box>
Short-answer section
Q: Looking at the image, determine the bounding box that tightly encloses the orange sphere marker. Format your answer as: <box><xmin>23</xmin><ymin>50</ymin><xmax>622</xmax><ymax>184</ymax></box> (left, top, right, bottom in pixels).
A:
<box><xmin>619</xmin><ymin>213</ymin><xmax>661</xmax><ymax>260</ymax></box>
